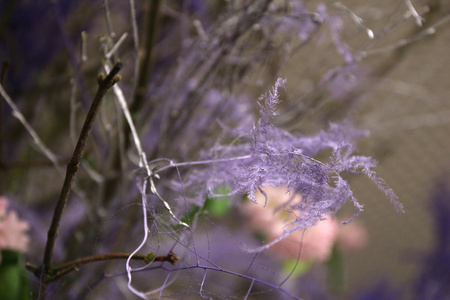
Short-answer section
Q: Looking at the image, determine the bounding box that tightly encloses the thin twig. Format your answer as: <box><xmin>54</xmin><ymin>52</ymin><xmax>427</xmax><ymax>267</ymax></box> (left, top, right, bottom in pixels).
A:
<box><xmin>0</xmin><ymin>73</ymin><xmax>90</xmax><ymax>206</ymax></box>
<box><xmin>105</xmin><ymin>62</ymin><xmax>188</xmax><ymax>226</ymax></box>
<box><xmin>332</xmin><ymin>2</ymin><xmax>374</xmax><ymax>39</ymax></box>
<box><xmin>103</xmin><ymin>0</ymin><xmax>116</xmax><ymax>38</ymax></box>
<box><xmin>104</xmin><ymin>64</ymin><xmax>151</xmax><ymax>175</ymax></box>
<box><xmin>105</xmin><ymin>32</ymin><xmax>128</xmax><ymax>60</ymax></box>
<box><xmin>70</xmin><ymin>31</ymin><xmax>88</xmax><ymax>144</ymax></box>
<box><xmin>405</xmin><ymin>0</ymin><xmax>425</xmax><ymax>26</ymax></box>
<box><xmin>27</xmin><ymin>251</ymin><xmax>178</xmax><ymax>282</ymax></box>
<box><xmin>0</xmin><ymin>83</ymin><xmax>64</xmax><ymax>176</ymax></box>
<box><xmin>42</xmin><ymin>62</ymin><xmax>122</xmax><ymax>275</ymax></box>
<box><xmin>153</xmin><ymin>155</ymin><xmax>253</xmax><ymax>173</ymax></box>
<box><xmin>131</xmin><ymin>0</ymin><xmax>162</xmax><ymax>113</ymax></box>
<box><xmin>129</xmin><ymin>0</ymin><xmax>140</xmax><ymax>90</ymax></box>
<box><xmin>126</xmin><ymin>180</ymin><xmax>150</xmax><ymax>297</ymax></box>
<box><xmin>52</xmin><ymin>1</ymin><xmax>91</xmax><ymax>110</ymax></box>
<box><xmin>361</xmin><ymin>12</ymin><xmax>450</xmax><ymax>58</ymax></box>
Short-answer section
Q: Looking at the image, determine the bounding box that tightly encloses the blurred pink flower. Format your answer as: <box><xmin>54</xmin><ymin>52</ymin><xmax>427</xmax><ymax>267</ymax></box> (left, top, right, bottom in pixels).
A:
<box><xmin>242</xmin><ymin>185</ymin><xmax>303</xmax><ymax>238</ymax></box>
<box><xmin>271</xmin><ymin>217</ymin><xmax>339</xmax><ymax>262</ymax></box>
<box><xmin>0</xmin><ymin>197</ymin><xmax>30</xmax><ymax>263</ymax></box>
<box><xmin>241</xmin><ymin>186</ymin><xmax>367</xmax><ymax>262</ymax></box>
<box><xmin>336</xmin><ymin>220</ymin><xmax>368</xmax><ymax>251</ymax></box>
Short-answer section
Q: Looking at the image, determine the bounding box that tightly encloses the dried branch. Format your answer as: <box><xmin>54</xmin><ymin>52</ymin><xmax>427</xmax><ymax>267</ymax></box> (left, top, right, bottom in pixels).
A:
<box><xmin>42</xmin><ymin>62</ymin><xmax>122</xmax><ymax>275</ymax></box>
<box><xmin>28</xmin><ymin>251</ymin><xmax>178</xmax><ymax>282</ymax></box>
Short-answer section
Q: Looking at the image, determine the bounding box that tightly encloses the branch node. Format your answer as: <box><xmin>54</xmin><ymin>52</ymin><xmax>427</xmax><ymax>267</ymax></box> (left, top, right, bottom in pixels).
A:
<box><xmin>97</xmin><ymin>73</ymin><xmax>105</xmax><ymax>84</ymax></box>
<box><xmin>144</xmin><ymin>252</ymin><xmax>156</xmax><ymax>264</ymax></box>
<box><xmin>113</xmin><ymin>75</ymin><xmax>122</xmax><ymax>83</ymax></box>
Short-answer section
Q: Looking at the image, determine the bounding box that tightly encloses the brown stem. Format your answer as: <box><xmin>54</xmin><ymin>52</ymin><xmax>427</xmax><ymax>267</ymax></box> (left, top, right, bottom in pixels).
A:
<box><xmin>28</xmin><ymin>251</ymin><xmax>179</xmax><ymax>282</ymax></box>
<box><xmin>42</xmin><ymin>62</ymin><xmax>122</xmax><ymax>275</ymax></box>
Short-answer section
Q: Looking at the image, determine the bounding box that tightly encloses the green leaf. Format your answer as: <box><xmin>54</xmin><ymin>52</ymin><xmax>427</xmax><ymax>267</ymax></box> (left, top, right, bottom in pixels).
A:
<box><xmin>179</xmin><ymin>205</ymin><xmax>201</xmax><ymax>227</ymax></box>
<box><xmin>281</xmin><ymin>258</ymin><xmax>312</xmax><ymax>278</ymax></box>
<box><xmin>0</xmin><ymin>250</ymin><xmax>30</xmax><ymax>300</ymax></box>
<box><xmin>204</xmin><ymin>186</ymin><xmax>231</xmax><ymax>218</ymax></box>
<box><xmin>326</xmin><ymin>245</ymin><xmax>346</xmax><ymax>296</ymax></box>
<box><xmin>178</xmin><ymin>186</ymin><xmax>232</xmax><ymax>227</ymax></box>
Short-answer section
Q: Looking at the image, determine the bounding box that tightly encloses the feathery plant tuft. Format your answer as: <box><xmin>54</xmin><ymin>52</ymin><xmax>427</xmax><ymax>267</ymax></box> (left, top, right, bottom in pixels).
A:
<box><xmin>175</xmin><ymin>78</ymin><xmax>402</xmax><ymax>254</ymax></box>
